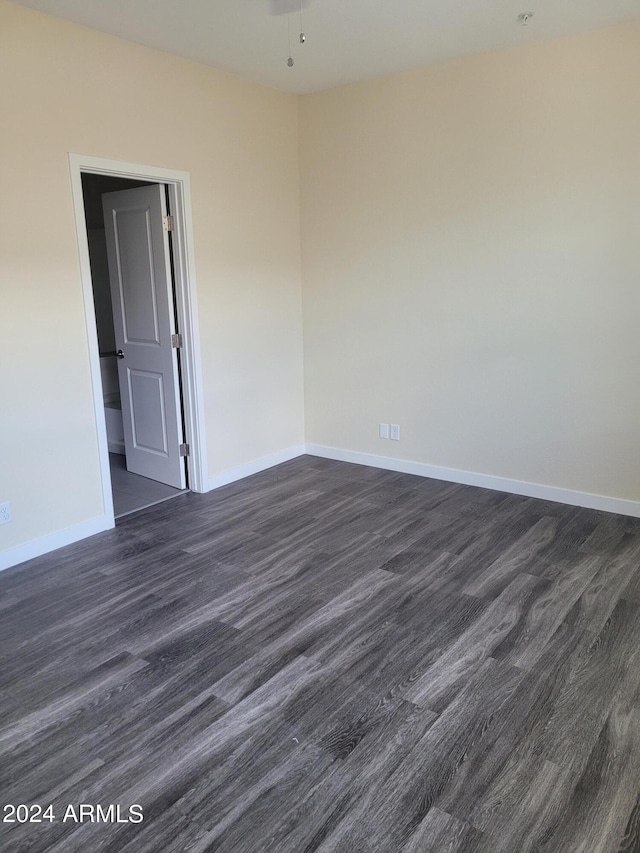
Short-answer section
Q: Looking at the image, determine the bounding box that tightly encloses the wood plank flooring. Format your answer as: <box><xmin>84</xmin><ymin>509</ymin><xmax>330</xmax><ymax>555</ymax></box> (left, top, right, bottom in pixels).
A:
<box><xmin>2</xmin><ymin>455</ymin><xmax>640</xmax><ymax>852</ymax></box>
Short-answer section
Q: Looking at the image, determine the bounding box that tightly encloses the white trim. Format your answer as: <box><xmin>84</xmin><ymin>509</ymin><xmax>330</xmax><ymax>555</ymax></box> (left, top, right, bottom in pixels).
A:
<box><xmin>304</xmin><ymin>444</ymin><xmax>640</xmax><ymax>518</ymax></box>
<box><xmin>0</xmin><ymin>517</ymin><xmax>113</xmax><ymax>573</ymax></box>
<box><xmin>69</xmin><ymin>158</ymin><xmax>115</xmax><ymax>529</ymax></box>
<box><xmin>206</xmin><ymin>445</ymin><xmax>306</xmax><ymax>491</ymax></box>
<box><xmin>68</xmin><ymin>154</ymin><xmax>209</xmax><ymax>546</ymax></box>
<box><xmin>165</xmin><ymin>177</ymin><xmax>209</xmax><ymax>493</ymax></box>
<box><xmin>108</xmin><ymin>441</ymin><xmax>126</xmax><ymax>456</ymax></box>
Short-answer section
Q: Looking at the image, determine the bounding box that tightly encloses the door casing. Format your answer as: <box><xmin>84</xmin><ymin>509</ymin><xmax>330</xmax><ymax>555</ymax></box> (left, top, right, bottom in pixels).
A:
<box><xmin>70</xmin><ymin>154</ymin><xmax>208</xmax><ymax>528</ymax></box>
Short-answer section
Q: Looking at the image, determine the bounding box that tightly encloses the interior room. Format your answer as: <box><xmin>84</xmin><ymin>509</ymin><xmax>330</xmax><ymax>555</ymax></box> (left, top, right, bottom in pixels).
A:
<box><xmin>2</xmin><ymin>0</ymin><xmax>640</xmax><ymax>850</ymax></box>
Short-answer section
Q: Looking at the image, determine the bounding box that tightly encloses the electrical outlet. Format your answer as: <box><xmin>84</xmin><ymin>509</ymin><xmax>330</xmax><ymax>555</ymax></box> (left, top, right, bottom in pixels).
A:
<box><xmin>0</xmin><ymin>502</ymin><xmax>11</xmax><ymax>524</ymax></box>
<box><xmin>390</xmin><ymin>424</ymin><xmax>400</xmax><ymax>441</ymax></box>
<box><xmin>379</xmin><ymin>423</ymin><xmax>389</xmax><ymax>439</ymax></box>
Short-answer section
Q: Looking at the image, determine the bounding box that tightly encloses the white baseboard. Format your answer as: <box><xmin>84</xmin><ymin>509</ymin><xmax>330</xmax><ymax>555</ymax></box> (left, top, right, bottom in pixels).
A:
<box><xmin>304</xmin><ymin>444</ymin><xmax>640</xmax><ymax>518</ymax></box>
<box><xmin>206</xmin><ymin>445</ymin><xmax>306</xmax><ymax>491</ymax></box>
<box><xmin>0</xmin><ymin>515</ymin><xmax>114</xmax><ymax>573</ymax></box>
<box><xmin>0</xmin><ymin>445</ymin><xmax>305</xmax><ymax>572</ymax></box>
<box><xmin>108</xmin><ymin>441</ymin><xmax>125</xmax><ymax>455</ymax></box>
<box><xmin>6</xmin><ymin>441</ymin><xmax>637</xmax><ymax>574</ymax></box>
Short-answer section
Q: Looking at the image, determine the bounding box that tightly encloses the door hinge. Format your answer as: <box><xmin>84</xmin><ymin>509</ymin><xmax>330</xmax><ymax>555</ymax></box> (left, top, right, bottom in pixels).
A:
<box><xmin>171</xmin><ymin>333</ymin><xmax>182</xmax><ymax>348</ymax></box>
<box><xmin>179</xmin><ymin>443</ymin><xmax>190</xmax><ymax>457</ymax></box>
<box><xmin>163</xmin><ymin>214</ymin><xmax>174</xmax><ymax>232</ymax></box>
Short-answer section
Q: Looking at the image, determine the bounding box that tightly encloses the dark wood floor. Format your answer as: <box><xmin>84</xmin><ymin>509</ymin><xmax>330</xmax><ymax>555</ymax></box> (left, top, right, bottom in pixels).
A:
<box><xmin>2</xmin><ymin>456</ymin><xmax>640</xmax><ymax>852</ymax></box>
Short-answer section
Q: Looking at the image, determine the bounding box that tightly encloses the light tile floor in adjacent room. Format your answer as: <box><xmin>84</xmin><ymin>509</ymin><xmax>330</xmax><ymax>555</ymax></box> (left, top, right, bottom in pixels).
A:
<box><xmin>109</xmin><ymin>453</ymin><xmax>187</xmax><ymax>517</ymax></box>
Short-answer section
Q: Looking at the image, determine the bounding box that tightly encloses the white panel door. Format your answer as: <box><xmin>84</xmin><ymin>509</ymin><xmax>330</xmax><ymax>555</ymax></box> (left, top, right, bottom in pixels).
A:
<box><xmin>102</xmin><ymin>184</ymin><xmax>186</xmax><ymax>489</ymax></box>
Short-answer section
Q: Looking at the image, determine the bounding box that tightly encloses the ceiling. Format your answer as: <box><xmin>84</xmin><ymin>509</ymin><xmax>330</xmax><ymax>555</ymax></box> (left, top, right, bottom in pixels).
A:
<box><xmin>12</xmin><ymin>0</ymin><xmax>640</xmax><ymax>94</ymax></box>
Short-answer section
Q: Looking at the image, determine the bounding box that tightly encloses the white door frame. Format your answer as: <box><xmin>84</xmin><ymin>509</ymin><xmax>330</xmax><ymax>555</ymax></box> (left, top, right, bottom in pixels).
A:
<box><xmin>69</xmin><ymin>154</ymin><xmax>208</xmax><ymax>527</ymax></box>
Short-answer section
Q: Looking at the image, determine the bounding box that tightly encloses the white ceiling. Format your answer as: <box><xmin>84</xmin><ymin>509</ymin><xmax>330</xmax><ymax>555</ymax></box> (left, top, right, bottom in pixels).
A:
<box><xmin>12</xmin><ymin>0</ymin><xmax>640</xmax><ymax>94</ymax></box>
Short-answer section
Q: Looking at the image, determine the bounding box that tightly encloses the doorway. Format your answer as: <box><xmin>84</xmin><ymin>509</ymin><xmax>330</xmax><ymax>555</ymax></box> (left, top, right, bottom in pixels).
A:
<box><xmin>70</xmin><ymin>155</ymin><xmax>208</xmax><ymax>528</ymax></box>
<box><xmin>82</xmin><ymin>174</ymin><xmax>188</xmax><ymax>516</ymax></box>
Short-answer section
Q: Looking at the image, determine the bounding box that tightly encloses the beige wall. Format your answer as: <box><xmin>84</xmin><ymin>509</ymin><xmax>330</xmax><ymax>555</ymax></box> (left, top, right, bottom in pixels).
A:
<box><xmin>3</xmin><ymin>2</ymin><xmax>640</xmax><ymax>563</ymax></box>
<box><xmin>299</xmin><ymin>22</ymin><xmax>640</xmax><ymax>500</ymax></box>
<box><xmin>0</xmin><ymin>0</ymin><xmax>303</xmax><ymax>553</ymax></box>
